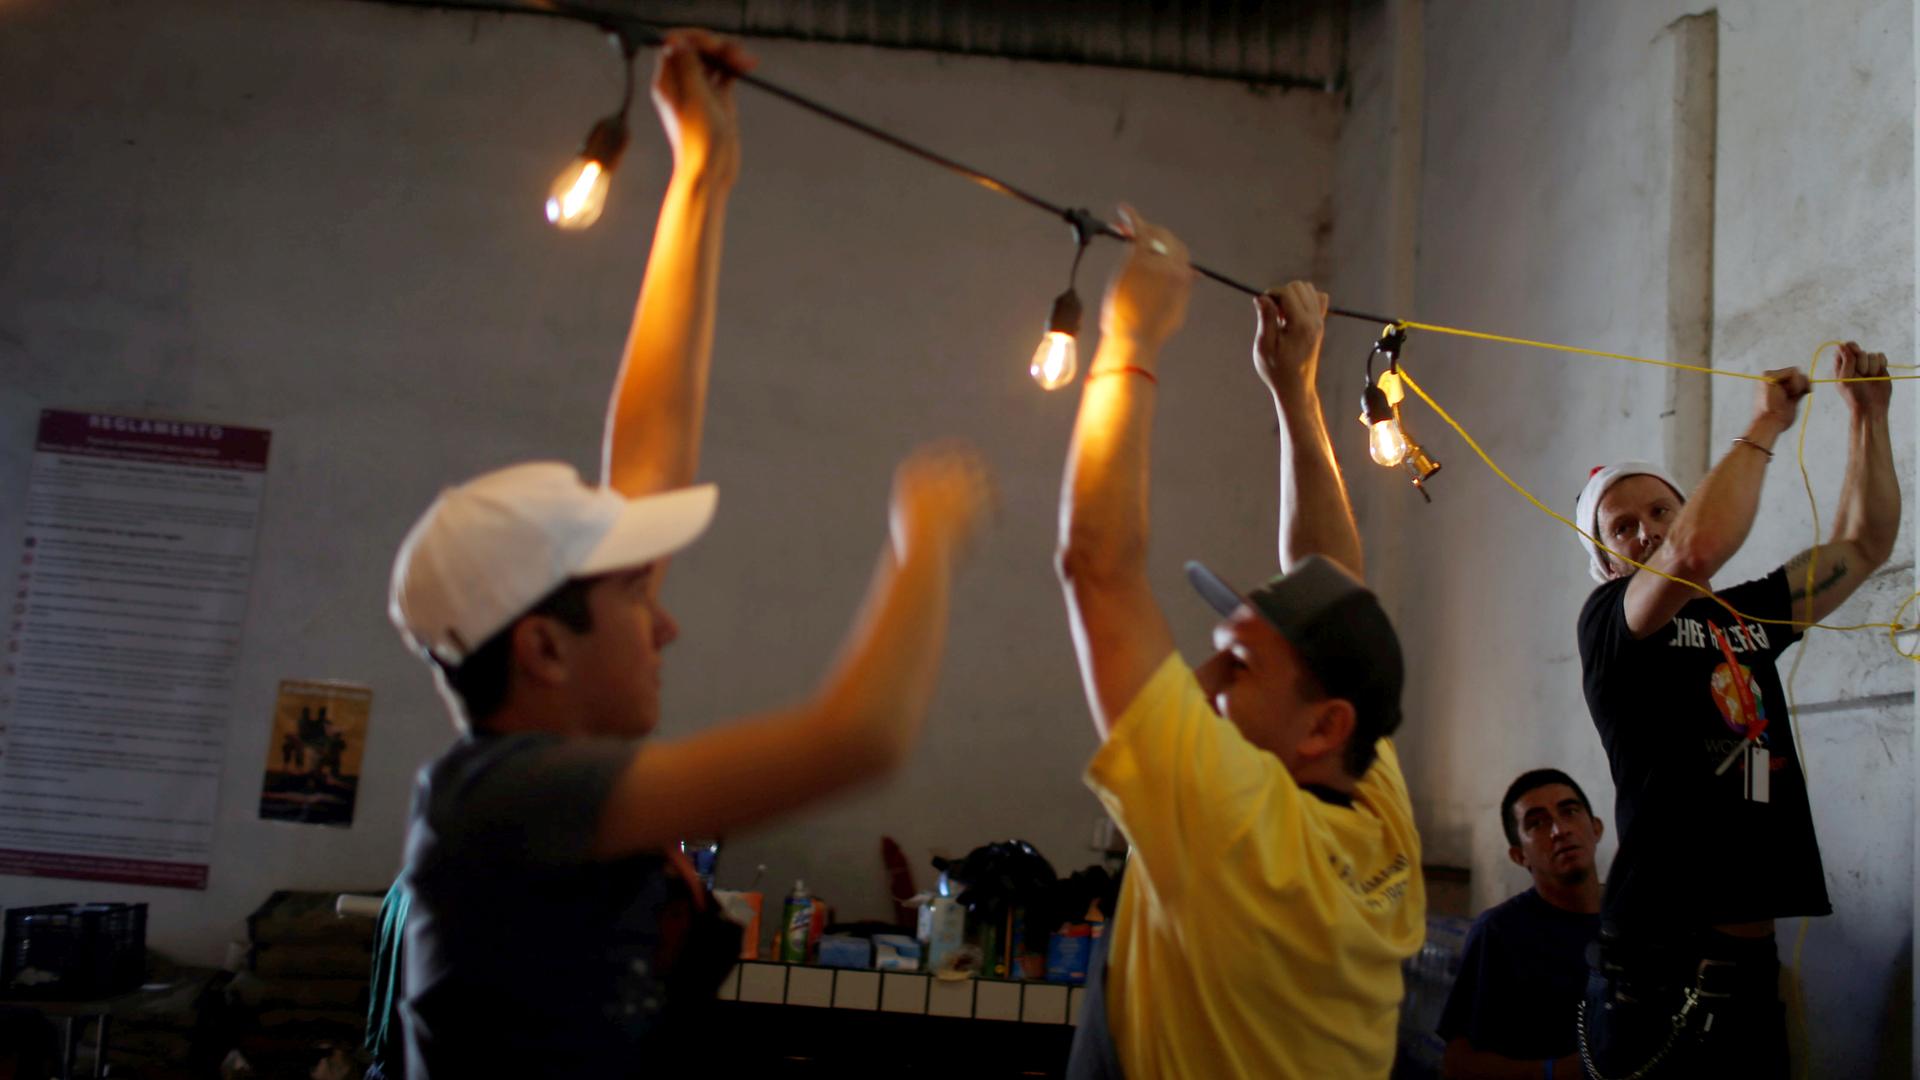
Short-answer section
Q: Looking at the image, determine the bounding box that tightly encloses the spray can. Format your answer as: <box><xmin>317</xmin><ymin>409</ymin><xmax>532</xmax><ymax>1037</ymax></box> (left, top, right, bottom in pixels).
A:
<box><xmin>780</xmin><ymin>880</ymin><xmax>813</xmax><ymax>963</ymax></box>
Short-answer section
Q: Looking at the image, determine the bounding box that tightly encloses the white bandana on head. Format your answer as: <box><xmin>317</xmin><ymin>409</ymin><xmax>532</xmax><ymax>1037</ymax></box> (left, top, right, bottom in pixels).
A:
<box><xmin>1574</xmin><ymin>461</ymin><xmax>1686</xmax><ymax>584</ymax></box>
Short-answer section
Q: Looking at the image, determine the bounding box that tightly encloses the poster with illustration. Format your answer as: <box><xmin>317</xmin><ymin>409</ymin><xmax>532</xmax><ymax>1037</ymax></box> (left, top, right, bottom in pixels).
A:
<box><xmin>259</xmin><ymin>680</ymin><xmax>371</xmax><ymax>827</ymax></box>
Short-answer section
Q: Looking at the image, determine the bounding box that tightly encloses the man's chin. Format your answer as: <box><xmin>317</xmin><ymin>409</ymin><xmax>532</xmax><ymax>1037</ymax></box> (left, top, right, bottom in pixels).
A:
<box><xmin>1553</xmin><ymin>865</ymin><xmax>1592</xmax><ymax>887</ymax></box>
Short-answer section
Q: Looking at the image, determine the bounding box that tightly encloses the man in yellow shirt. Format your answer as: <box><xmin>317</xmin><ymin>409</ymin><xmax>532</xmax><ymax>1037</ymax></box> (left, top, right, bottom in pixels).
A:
<box><xmin>1055</xmin><ymin>208</ymin><xmax>1425</xmax><ymax>1079</ymax></box>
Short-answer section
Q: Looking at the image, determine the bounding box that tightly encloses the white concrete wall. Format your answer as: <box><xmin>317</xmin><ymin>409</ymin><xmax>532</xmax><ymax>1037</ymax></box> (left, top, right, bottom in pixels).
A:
<box><xmin>0</xmin><ymin>0</ymin><xmax>1339</xmax><ymax>962</ymax></box>
<box><xmin>1335</xmin><ymin>2</ymin><xmax>1916</xmax><ymax>1075</ymax></box>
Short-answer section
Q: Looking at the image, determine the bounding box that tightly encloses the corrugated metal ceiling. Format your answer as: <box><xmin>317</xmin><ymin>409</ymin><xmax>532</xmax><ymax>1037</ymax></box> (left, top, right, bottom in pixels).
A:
<box><xmin>381</xmin><ymin>1</ymin><xmax>1352</xmax><ymax>91</ymax></box>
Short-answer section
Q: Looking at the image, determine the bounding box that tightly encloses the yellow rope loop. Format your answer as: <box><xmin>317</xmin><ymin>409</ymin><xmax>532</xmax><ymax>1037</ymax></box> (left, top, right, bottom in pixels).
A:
<box><xmin>1391</xmin><ymin>364</ymin><xmax>1919</xmax><ymax>652</ymax></box>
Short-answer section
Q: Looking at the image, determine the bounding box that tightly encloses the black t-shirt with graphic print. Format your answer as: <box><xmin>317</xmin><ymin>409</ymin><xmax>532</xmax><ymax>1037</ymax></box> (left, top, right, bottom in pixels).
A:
<box><xmin>1577</xmin><ymin>567</ymin><xmax>1830</xmax><ymax>939</ymax></box>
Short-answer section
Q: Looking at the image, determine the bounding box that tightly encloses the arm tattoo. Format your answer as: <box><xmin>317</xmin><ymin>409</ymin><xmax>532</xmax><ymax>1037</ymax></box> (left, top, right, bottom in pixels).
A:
<box><xmin>1785</xmin><ymin>549</ymin><xmax>1850</xmax><ymax>601</ymax></box>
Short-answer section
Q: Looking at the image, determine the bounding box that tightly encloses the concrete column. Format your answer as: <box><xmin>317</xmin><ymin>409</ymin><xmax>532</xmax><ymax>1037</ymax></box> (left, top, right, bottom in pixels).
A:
<box><xmin>1663</xmin><ymin>12</ymin><xmax>1716</xmax><ymax>491</ymax></box>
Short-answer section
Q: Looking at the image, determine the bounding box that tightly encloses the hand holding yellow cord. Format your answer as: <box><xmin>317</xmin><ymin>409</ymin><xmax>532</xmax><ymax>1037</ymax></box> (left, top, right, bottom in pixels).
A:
<box><xmin>1834</xmin><ymin>341</ymin><xmax>1894</xmax><ymax>415</ymax></box>
<box><xmin>1753</xmin><ymin>366</ymin><xmax>1813</xmax><ymax>435</ymax></box>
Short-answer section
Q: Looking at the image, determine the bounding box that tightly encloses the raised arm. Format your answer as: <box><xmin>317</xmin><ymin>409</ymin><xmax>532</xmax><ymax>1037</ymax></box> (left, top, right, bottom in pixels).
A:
<box><xmin>592</xmin><ymin>445</ymin><xmax>990</xmax><ymax>857</ymax></box>
<box><xmin>1252</xmin><ymin>282</ymin><xmax>1363</xmax><ymax>579</ymax></box>
<box><xmin>1621</xmin><ymin>367</ymin><xmax>1810</xmax><ymax>636</ymax></box>
<box><xmin>1055</xmin><ymin>208</ymin><xmax>1193</xmax><ymax>735</ymax></box>
<box><xmin>602</xmin><ymin>31</ymin><xmax>756</xmax><ymax>499</ymax></box>
<box><xmin>1784</xmin><ymin>341</ymin><xmax>1900</xmax><ymax>624</ymax></box>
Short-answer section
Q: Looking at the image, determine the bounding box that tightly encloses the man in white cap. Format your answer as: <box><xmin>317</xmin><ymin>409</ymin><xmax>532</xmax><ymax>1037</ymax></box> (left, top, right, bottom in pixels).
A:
<box><xmin>1574</xmin><ymin>345</ymin><xmax>1900</xmax><ymax>1078</ymax></box>
<box><xmin>386</xmin><ymin>32</ymin><xmax>989</xmax><ymax>1078</ymax></box>
<box><xmin>1056</xmin><ymin>209</ymin><xmax>1423</xmax><ymax>1079</ymax></box>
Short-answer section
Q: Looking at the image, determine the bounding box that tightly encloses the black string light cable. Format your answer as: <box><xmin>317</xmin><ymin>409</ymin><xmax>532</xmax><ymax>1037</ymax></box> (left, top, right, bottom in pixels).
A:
<box><xmin>483</xmin><ymin>4</ymin><xmax>1400</xmax><ymax>325</ymax></box>
<box><xmin>720</xmin><ymin>53</ymin><xmax>1404</xmax><ymax>317</ymax></box>
<box><xmin>374</xmin><ymin>2</ymin><xmax>1920</xmax><ymax>530</ymax></box>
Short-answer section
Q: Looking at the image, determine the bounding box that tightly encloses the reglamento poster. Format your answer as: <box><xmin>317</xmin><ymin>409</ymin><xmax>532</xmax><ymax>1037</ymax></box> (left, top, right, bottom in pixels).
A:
<box><xmin>0</xmin><ymin>409</ymin><xmax>271</xmax><ymax>889</ymax></box>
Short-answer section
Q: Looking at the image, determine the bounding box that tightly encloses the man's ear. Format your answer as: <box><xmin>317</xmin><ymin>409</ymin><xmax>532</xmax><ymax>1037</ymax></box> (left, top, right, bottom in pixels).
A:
<box><xmin>509</xmin><ymin>615</ymin><xmax>572</xmax><ymax>689</ymax></box>
<box><xmin>1508</xmin><ymin>845</ymin><xmax>1528</xmax><ymax>870</ymax></box>
<box><xmin>1300</xmin><ymin>698</ymin><xmax>1357</xmax><ymax>763</ymax></box>
<box><xmin>1591</xmin><ymin>817</ymin><xmax>1604</xmax><ymax>843</ymax></box>
<box><xmin>1193</xmin><ymin>652</ymin><xmax>1230</xmax><ymax>704</ymax></box>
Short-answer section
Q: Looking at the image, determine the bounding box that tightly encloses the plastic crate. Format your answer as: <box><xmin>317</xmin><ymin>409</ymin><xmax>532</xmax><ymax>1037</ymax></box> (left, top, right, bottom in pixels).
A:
<box><xmin>1</xmin><ymin>902</ymin><xmax>148</xmax><ymax>999</ymax></box>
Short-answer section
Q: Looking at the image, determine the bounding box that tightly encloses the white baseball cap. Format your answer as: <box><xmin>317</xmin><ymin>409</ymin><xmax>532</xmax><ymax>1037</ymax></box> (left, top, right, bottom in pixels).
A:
<box><xmin>389</xmin><ymin>461</ymin><xmax>717</xmax><ymax>666</ymax></box>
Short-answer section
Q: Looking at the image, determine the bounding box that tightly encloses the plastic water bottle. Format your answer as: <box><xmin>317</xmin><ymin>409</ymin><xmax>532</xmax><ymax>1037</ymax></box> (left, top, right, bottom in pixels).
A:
<box><xmin>780</xmin><ymin>880</ymin><xmax>812</xmax><ymax>963</ymax></box>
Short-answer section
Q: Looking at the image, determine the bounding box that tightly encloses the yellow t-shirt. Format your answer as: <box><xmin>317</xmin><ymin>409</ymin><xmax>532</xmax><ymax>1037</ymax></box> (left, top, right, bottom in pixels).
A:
<box><xmin>1084</xmin><ymin>652</ymin><xmax>1425</xmax><ymax>1080</ymax></box>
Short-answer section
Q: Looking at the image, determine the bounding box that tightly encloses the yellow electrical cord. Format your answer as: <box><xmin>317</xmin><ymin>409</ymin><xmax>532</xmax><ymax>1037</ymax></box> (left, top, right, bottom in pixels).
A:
<box><xmin>1391</xmin><ymin>365</ymin><xmax>1915</xmax><ymax>641</ymax></box>
<box><xmin>1388</xmin><ymin>324</ymin><xmax>1914</xmax><ymax>643</ymax></box>
<box><xmin>1397</xmin><ymin>321</ymin><xmax>1920</xmax><ymax>386</ymax></box>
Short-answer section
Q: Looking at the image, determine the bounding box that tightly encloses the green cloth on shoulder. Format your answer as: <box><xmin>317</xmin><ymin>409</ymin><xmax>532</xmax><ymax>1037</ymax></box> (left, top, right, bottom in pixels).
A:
<box><xmin>364</xmin><ymin>878</ymin><xmax>411</xmax><ymax>1070</ymax></box>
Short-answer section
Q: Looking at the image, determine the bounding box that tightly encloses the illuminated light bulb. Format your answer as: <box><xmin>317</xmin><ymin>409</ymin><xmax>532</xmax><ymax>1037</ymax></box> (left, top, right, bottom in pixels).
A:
<box><xmin>1359</xmin><ymin>384</ymin><xmax>1409</xmax><ymax>467</ymax></box>
<box><xmin>1031</xmin><ymin>331</ymin><xmax>1078</xmax><ymax>390</ymax></box>
<box><xmin>547</xmin><ymin>160</ymin><xmax>610</xmax><ymax>229</ymax></box>
<box><xmin>545</xmin><ymin>116</ymin><xmax>629</xmax><ymax>231</ymax></box>
<box><xmin>1030</xmin><ymin>289</ymin><xmax>1083</xmax><ymax>390</ymax></box>
<box><xmin>1369</xmin><ymin>418</ymin><xmax>1410</xmax><ymax>467</ymax></box>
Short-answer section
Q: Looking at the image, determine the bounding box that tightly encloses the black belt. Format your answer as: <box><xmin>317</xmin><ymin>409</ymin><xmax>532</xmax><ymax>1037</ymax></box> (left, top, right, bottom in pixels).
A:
<box><xmin>1588</xmin><ymin>934</ymin><xmax>1777</xmax><ymax>998</ymax></box>
<box><xmin>1578</xmin><ymin>934</ymin><xmax>1779</xmax><ymax>1080</ymax></box>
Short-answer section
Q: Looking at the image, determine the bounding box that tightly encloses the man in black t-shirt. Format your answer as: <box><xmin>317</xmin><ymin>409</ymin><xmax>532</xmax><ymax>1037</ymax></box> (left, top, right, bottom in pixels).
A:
<box><xmin>1439</xmin><ymin>768</ymin><xmax>1602</xmax><ymax>1080</ymax></box>
<box><xmin>1573</xmin><ymin>344</ymin><xmax>1900</xmax><ymax>1078</ymax></box>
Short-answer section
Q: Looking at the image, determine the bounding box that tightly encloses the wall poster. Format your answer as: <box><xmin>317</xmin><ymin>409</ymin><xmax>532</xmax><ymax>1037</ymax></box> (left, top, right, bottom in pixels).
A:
<box><xmin>258</xmin><ymin>680</ymin><xmax>370</xmax><ymax>828</ymax></box>
<box><xmin>0</xmin><ymin>409</ymin><xmax>270</xmax><ymax>889</ymax></box>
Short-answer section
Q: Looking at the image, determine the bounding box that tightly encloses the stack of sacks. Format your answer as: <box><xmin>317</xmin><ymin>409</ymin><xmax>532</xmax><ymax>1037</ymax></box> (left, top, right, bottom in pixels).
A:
<box><xmin>223</xmin><ymin>891</ymin><xmax>375</xmax><ymax>1075</ymax></box>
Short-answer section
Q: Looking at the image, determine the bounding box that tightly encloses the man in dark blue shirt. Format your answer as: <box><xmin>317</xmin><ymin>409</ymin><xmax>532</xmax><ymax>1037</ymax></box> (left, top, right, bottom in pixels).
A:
<box><xmin>1438</xmin><ymin>769</ymin><xmax>1603</xmax><ymax>1080</ymax></box>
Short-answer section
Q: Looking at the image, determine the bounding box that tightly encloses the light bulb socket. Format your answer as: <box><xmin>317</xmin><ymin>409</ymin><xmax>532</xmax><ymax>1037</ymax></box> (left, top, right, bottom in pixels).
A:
<box><xmin>1404</xmin><ymin>442</ymin><xmax>1441</xmax><ymax>485</ymax></box>
<box><xmin>1365</xmin><ymin>325</ymin><xmax>1408</xmax><ymax>390</ymax></box>
<box><xmin>1375</xmin><ymin>325</ymin><xmax>1407</xmax><ymax>358</ymax></box>
<box><xmin>581</xmin><ymin>115</ymin><xmax>630</xmax><ymax>169</ymax></box>
<box><xmin>1046</xmin><ymin>289</ymin><xmax>1083</xmax><ymax>337</ymax></box>
<box><xmin>1360</xmin><ymin>383</ymin><xmax>1395</xmax><ymax>427</ymax></box>
<box><xmin>1064</xmin><ymin>207</ymin><xmax>1101</xmax><ymax>248</ymax></box>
